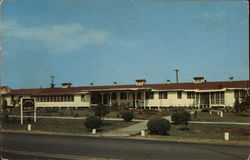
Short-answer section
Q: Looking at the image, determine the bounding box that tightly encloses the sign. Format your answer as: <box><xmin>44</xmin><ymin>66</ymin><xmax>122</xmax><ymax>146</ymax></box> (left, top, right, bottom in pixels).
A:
<box><xmin>20</xmin><ymin>98</ymin><xmax>36</xmax><ymax>124</ymax></box>
<box><xmin>22</xmin><ymin>98</ymin><xmax>35</xmax><ymax>111</ymax></box>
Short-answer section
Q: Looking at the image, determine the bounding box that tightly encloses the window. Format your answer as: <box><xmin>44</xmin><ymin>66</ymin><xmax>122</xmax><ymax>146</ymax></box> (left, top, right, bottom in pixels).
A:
<box><xmin>81</xmin><ymin>95</ymin><xmax>85</xmax><ymax>102</ymax></box>
<box><xmin>120</xmin><ymin>93</ymin><xmax>127</xmax><ymax>100</ymax></box>
<box><xmin>187</xmin><ymin>92</ymin><xmax>195</xmax><ymax>99</ymax></box>
<box><xmin>159</xmin><ymin>91</ymin><xmax>168</xmax><ymax>99</ymax></box>
<box><xmin>36</xmin><ymin>96</ymin><xmax>39</xmax><ymax>102</ymax></box>
<box><xmin>146</xmin><ymin>92</ymin><xmax>154</xmax><ymax>99</ymax></box>
<box><xmin>137</xmin><ymin>92</ymin><xmax>141</xmax><ymax>99</ymax></box>
<box><xmin>195</xmin><ymin>93</ymin><xmax>199</xmax><ymax>105</ymax></box>
<box><xmin>211</xmin><ymin>92</ymin><xmax>225</xmax><ymax>104</ymax></box>
<box><xmin>234</xmin><ymin>90</ymin><xmax>247</xmax><ymax>99</ymax></box>
<box><xmin>177</xmin><ymin>91</ymin><xmax>182</xmax><ymax>99</ymax></box>
<box><xmin>220</xmin><ymin>92</ymin><xmax>224</xmax><ymax>104</ymax></box>
<box><xmin>70</xmin><ymin>95</ymin><xmax>74</xmax><ymax>102</ymax></box>
<box><xmin>111</xmin><ymin>93</ymin><xmax>117</xmax><ymax>100</ymax></box>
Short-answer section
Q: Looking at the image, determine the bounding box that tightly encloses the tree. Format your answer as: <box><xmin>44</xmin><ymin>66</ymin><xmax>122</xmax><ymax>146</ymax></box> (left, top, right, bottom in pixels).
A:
<box><xmin>84</xmin><ymin>116</ymin><xmax>102</xmax><ymax>130</ymax></box>
<box><xmin>239</xmin><ymin>96</ymin><xmax>250</xmax><ymax>112</ymax></box>
<box><xmin>121</xmin><ymin>111</ymin><xmax>134</xmax><ymax>122</ymax></box>
<box><xmin>171</xmin><ymin>110</ymin><xmax>191</xmax><ymax>130</ymax></box>
<box><xmin>234</xmin><ymin>98</ymin><xmax>240</xmax><ymax>113</ymax></box>
<box><xmin>147</xmin><ymin>117</ymin><xmax>171</xmax><ymax>135</ymax></box>
<box><xmin>92</xmin><ymin>104</ymin><xmax>110</xmax><ymax>120</ymax></box>
<box><xmin>2</xmin><ymin>99</ymin><xmax>7</xmax><ymax>109</ymax></box>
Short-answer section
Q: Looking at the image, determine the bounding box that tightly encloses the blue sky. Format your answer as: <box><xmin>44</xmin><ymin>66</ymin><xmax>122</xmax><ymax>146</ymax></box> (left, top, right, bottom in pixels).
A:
<box><xmin>0</xmin><ymin>0</ymin><xmax>248</xmax><ymax>89</ymax></box>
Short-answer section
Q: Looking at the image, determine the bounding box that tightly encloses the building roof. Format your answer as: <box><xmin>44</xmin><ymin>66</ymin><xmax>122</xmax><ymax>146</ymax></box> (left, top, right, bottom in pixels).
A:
<box><xmin>0</xmin><ymin>86</ymin><xmax>10</xmax><ymax>89</ymax></box>
<box><xmin>3</xmin><ymin>80</ymin><xmax>249</xmax><ymax>96</ymax></box>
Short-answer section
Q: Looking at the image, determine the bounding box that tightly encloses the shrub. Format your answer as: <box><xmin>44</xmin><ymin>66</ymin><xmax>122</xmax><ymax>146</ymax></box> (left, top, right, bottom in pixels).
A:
<box><xmin>74</xmin><ymin>113</ymin><xmax>80</xmax><ymax>117</ymax></box>
<box><xmin>147</xmin><ymin>117</ymin><xmax>171</xmax><ymax>135</ymax></box>
<box><xmin>239</xmin><ymin>96</ymin><xmax>250</xmax><ymax>112</ymax></box>
<box><xmin>10</xmin><ymin>117</ymin><xmax>19</xmax><ymax>124</ymax></box>
<box><xmin>92</xmin><ymin>105</ymin><xmax>110</xmax><ymax>120</ymax></box>
<box><xmin>169</xmin><ymin>107</ymin><xmax>185</xmax><ymax>113</ymax></box>
<box><xmin>60</xmin><ymin>112</ymin><xmax>64</xmax><ymax>117</ymax></box>
<box><xmin>171</xmin><ymin>110</ymin><xmax>191</xmax><ymax>130</ymax></box>
<box><xmin>26</xmin><ymin>117</ymin><xmax>33</xmax><ymax>123</ymax></box>
<box><xmin>121</xmin><ymin>111</ymin><xmax>134</xmax><ymax>122</ymax></box>
<box><xmin>2</xmin><ymin>114</ymin><xmax>10</xmax><ymax>123</ymax></box>
<box><xmin>201</xmin><ymin>108</ymin><xmax>209</xmax><ymax>112</ymax></box>
<box><xmin>84</xmin><ymin>116</ymin><xmax>102</xmax><ymax>130</ymax></box>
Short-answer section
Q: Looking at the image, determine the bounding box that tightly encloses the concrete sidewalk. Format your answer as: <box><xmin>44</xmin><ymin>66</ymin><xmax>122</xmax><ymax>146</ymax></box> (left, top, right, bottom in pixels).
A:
<box><xmin>9</xmin><ymin>115</ymin><xmax>145</xmax><ymax>122</ymax></box>
<box><xmin>102</xmin><ymin>120</ymin><xmax>148</xmax><ymax>137</ymax></box>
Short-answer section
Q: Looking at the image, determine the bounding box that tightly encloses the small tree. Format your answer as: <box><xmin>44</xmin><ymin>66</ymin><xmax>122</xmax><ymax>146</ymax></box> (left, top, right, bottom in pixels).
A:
<box><xmin>2</xmin><ymin>99</ymin><xmax>8</xmax><ymax>109</ymax></box>
<box><xmin>171</xmin><ymin>110</ymin><xmax>191</xmax><ymax>130</ymax></box>
<box><xmin>147</xmin><ymin>117</ymin><xmax>171</xmax><ymax>135</ymax></box>
<box><xmin>234</xmin><ymin>98</ymin><xmax>240</xmax><ymax>113</ymax></box>
<box><xmin>92</xmin><ymin>104</ymin><xmax>110</xmax><ymax>120</ymax></box>
<box><xmin>84</xmin><ymin>115</ymin><xmax>102</xmax><ymax>130</ymax></box>
<box><xmin>239</xmin><ymin>96</ymin><xmax>250</xmax><ymax>112</ymax></box>
<box><xmin>121</xmin><ymin>111</ymin><xmax>134</xmax><ymax>122</ymax></box>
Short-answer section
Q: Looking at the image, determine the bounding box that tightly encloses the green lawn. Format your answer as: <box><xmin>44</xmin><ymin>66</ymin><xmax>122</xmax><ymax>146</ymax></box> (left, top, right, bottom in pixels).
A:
<box><xmin>2</xmin><ymin>118</ymin><xmax>137</xmax><ymax>134</ymax></box>
<box><xmin>169</xmin><ymin>123</ymin><xmax>250</xmax><ymax>141</ymax></box>
<box><xmin>145</xmin><ymin>123</ymin><xmax>250</xmax><ymax>143</ymax></box>
<box><xmin>191</xmin><ymin>112</ymin><xmax>250</xmax><ymax>123</ymax></box>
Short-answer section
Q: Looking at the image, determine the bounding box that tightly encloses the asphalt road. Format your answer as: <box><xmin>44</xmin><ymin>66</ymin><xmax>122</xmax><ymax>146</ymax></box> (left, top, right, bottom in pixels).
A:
<box><xmin>1</xmin><ymin>132</ymin><xmax>249</xmax><ymax>160</ymax></box>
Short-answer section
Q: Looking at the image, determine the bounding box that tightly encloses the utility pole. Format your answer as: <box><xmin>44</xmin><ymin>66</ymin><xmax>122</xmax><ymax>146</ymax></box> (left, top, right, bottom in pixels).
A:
<box><xmin>174</xmin><ymin>69</ymin><xmax>179</xmax><ymax>83</ymax></box>
<box><xmin>50</xmin><ymin>75</ymin><xmax>55</xmax><ymax>88</ymax></box>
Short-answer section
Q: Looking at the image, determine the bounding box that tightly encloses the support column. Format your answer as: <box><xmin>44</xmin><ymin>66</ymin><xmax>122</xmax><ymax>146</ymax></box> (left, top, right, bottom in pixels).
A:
<box><xmin>20</xmin><ymin>98</ymin><xmax>23</xmax><ymax>124</ymax></box>
<box><xmin>101</xmin><ymin>93</ymin><xmax>104</xmax><ymax>105</ymax></box>
<box><xmin>110</xmin><ymin>92</ymin><xmax>112</xmax><ymax>107</ymax></box>
<box><xmin>198</xmin><ymin>93</ymin><xmax>200</xmax><ymax>108</ymax></box>
<box><xmin>144</xmin><ymin>91</ymin><xmax>146</xmax><ymax>109</ymax></box>
<box><xmin>126</xmin><ymin>92</ymin><xmax>129</xmax><ymax>107</ymax></box>
<box><xmin>34</xmin><ymin>105</ymin><xmax>37</xmax><ymax>122</ymax></box>
<box><xmin>135</xmin><ymin>92</ymin><xmax>138</xmax><ymax>109</ymax></box>
<box><xmin>117</xmin><ymin>92</ymin><xmax>120</xmax><ymax>108</ymax></box>
<box><xmin>209</xmin><ymin>92</ymin><xmax>211</xmax><ymax>109</ymax></box>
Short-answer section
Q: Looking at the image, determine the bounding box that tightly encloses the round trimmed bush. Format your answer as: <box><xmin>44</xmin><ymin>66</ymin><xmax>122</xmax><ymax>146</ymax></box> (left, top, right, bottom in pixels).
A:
<box><xmin>84</xmin><ymin>115</ymin><xmax>102</xmax><ymax>130</ymax></box>
<box><xmin>171</xmin><ymin>110</ymin><xmax>191</xmax><ymax>124</ymax></box>
<box><xmin>147</xmin><ymin>117</ymin><xmax>171</xmax><ymax>135</ymax></box>
<box><xmin>121</xmin><ymin>111</ymin><xmax>134</xmax><ymax>122</ymax></box>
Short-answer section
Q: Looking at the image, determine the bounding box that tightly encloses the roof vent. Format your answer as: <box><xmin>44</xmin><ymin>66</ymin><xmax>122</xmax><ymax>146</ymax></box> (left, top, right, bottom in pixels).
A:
<box><xmin>90</xmin><ymin>82</ymin><xmax>94</xmax><ymax>86</ymax></box>
<box><xmin>193</xmin><ymin>77</ymin><xmax>205</xmax><ymax>83</ymax></box>
<box><xmin>113</xmin><ymin>82</ymin><xmax>117</xmax><ymax>86</ymax></box>
<box><xmin>166</xmin><ymin>80</ymin><xmax>171</xmax><ymax>84</ymax></box>
<box><xmin>229</xmin><ymin>76</ymin><xmax>234</xmax><ymax>82</ymax></box>
<box><xmin>135</xmin><ymin>79</ymin><xmax>146</xmax><ymax>86</ymax></box>
<box><xmin>61</xmin><ymin>83</ymin><xmax>72</xmax><ymax>88</ymax></box>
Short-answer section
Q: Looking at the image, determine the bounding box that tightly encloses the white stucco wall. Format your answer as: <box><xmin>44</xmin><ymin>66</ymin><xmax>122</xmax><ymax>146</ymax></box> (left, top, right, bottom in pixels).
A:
<box><xmin>3</xmin><ymin>90</ymin><xmax>239</xmax><ymax>108</ymax></box>
<box><xmin>224</xmin><ymin>90</ymin><xmax>235</xmax><ymax>107</ymax></box>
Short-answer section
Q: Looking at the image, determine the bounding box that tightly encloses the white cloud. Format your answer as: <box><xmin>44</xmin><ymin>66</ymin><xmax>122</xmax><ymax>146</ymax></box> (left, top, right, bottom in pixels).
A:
<box><xmin>0</xmin><ymin>21</ymin><xmax>143</xmax><ymax>53</ymax></box>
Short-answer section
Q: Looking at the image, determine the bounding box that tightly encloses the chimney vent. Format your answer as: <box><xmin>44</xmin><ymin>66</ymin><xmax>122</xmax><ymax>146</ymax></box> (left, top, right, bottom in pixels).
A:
<box><xmin>229</xmin><ymin>76</ymin><xmax>234</xmax><ymax>82</ymax></box>
<box><xmin>166</xmin><ymin>80</ymin><xmax>171</xmax><ymax>84</ymax></box>
<box><xmin>135</xmin><ymin>79</ymin><xmax>146</xmax><ymax>86</ymax></box>
<box><xmin>193</xmin><ymin>77</ymin><xmax>205</xmax><ymax>83</ymax></box>
<box><xmin>61</xmin><ymin>83</ymin><xmax>72</xmax><ymax>88</ymax></box>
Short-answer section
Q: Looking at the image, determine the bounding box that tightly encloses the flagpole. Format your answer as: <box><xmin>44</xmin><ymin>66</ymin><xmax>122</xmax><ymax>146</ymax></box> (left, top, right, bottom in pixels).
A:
<box><xmin>0</xmin><ymin>1</ymin><xmax>4</xmax><ymax>159</ymax></box>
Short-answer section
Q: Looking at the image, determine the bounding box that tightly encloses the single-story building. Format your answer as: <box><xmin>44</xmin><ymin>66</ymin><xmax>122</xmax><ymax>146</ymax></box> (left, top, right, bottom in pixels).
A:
<box><xmin>2</xmin><ymin>77</ymin><xmax>249</xmax><ymax>110</ymax></box>
<box><xmin>0</xmin><ymin>86</ymin><xmax>11</xmax><ymax>107</ymax></box>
